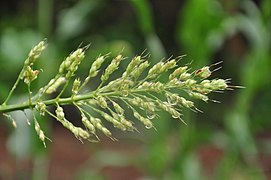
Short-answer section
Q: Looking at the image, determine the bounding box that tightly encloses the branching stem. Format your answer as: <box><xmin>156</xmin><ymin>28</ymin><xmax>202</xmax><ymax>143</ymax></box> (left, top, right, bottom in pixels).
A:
<box><xmin>2</xmin><ymin>68</ymin><xmax>25</xmax><ymax>105</ymax></box>
<box><xmin>0</xmin><ymin>87</ymin><xmax>153</xmax><ymax>113</ymax></box>
<box><xmin>0</xmin><ymin>40</ymin><xmax>234</xmax><ymax>144</ymax></box>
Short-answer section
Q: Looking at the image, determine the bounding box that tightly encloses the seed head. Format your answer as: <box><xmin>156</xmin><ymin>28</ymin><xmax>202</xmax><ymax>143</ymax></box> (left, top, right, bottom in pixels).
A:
<box><xmin>185</xmin><ymin>79</ymin><xmax>197</xmax><ymax>87</ymax></box>
<box><xmin>22</xmin><ymin>66</ymin><xmax>39</xmax><ymax>84</ymax></box>
<box><xmin>195</xmin><ymin>66</ymin><xmax>211</xmax><ymax>78</ymax></box>
<box><xmin>156</xmin><ymin>101</ymin><xmax>181</xmax><ymax>119</ymax></box>
<box><xmin>73</xmin><ymin>127</ymin><xmax>90</xmax><ymax>140</ymax></box>
<box><xmin>188</xmin><ymin>92</ymin><xmax>208</xmax><ymax>102</ymax></box>
<box><xmin>138</xmin><ymin>81</ymin><xmax>164</xmax><ymax>92</ymax></box>
<box><xmin>46</xmin><ymin>77</ymin><xmax>66</xmax><ymax>94</ymax></box>
<box><xmin>200</xmin><ymin>80</ymin><xmax>212</xmax><ymax>88</ymax></box>
<box><xmin>34</xmin><ymin>120</ymin><xmax>47</xmax><ymax>147</ymax></box>
<box><xmin>81</xmin><ymin>115</ymin><xmax>96</xmax><ymax>134</ymax></box>
<box><xmin>161</xmin><ymin>59</ymin><xmax>176</xmax><ymax>72</ymax></box>
<box><xmin>88</xmin><ymin>55</ymin><xmax>106</xmax><ymax>78</ymax></box>
<box><xmin>101</xmin><ymin>54</ymin><xmax>123</xmax><ymax>82</ymax></box>
<box><xmin>56</xmin><ymin>106</ymin><xmax>65</xmax><ymax>120</ymax></box>
<box><xmin>25</xmin><ymin>40</ymin><xmax>47</xmax><ymax>66</ymax></box>
<box><xmin>100</xmin><ymin>112</ymin><xmax>126</xmax><ymax>131</ymax></box>
<box><xmin>35</xmin><ymin>101</ymin><xmax>46</xmax><ymax>116</ymax></box>
<box><xmin>130</xmin><ymin>60</ymin><xmax>149</xmax><ymax>80</ymax></box>
<box><xmin>96</xmin><ymin>96</ymin><xmax>108</xmax><ymax>109</ymax></box>
<box><xmin>3</xmin><ymin>114</ymin><xmax>17</xmax><ymax>128</ymax></box>
<box><xmin>179</xmin><ymin>97</ymin><xmax>194</xmax><ymax>108</ymax></box>
<box><xmin>210</xmin><ymin>79</ymin><xmax>228</xmax><ymax>90</ymax></box>
<box><xmin>112</xmin><ymin>101</ymin><xmax>124</xmax><ymax>115</ymax></box>
<box><xmin>72</xmin><ymin>78</ymin><xmax>81</xmax><ymax>95</ymax></box>
<box><xmin>179</xmin><ymin>72</ymin><xmax>191</xmax><ymax>81</ymax></box>
<box><xmin>129</xmin><ymin>97</ymin><xmax>156</xmax><ymax>113</ymax></box>
<box><xmin>89</xmin><ymin>117</ymin><xmax>113</xmax><ymax>139</ymax></box>
<box><xmin>119</xmin><ymin>116</ymin><xmax>135</xmax><ymax>131</ymax></box>
<box><xmin>133</xmin><ymin>111</ymin><xmax>154</xmax><ymax>129</ymax></box>
<box><xmin>148</xmin><ymin>61</ymin><xmax>163</xmax><ymax>79</ymax></box>
<box><xmin>59</xmin><ymin>48</ymin><xmax>86</xmax><ymax>75</ymax></box>
<box><xmin>123</xmin><ymin>56</ymin><xmax>142</xmax><ymax>77</ymax></box>
<box><xmin>169</xmin><ymin>66</ymin><xmax>188</xmax><ymax>80</ymax></box>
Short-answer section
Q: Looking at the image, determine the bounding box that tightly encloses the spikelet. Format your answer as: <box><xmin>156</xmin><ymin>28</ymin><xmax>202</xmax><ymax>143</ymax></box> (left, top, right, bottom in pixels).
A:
<box><xmin>72</xmin><ymin>78</ymin><xmax>81</xmax><ymax>95</ymax></box>
<box><xmin>25</xmin><ymin>40</ymin><xmax>47</xmax><ymax>66</ymax></box>
<box><xmin>34</xmin><ymin>119</ymin><xmax>47</xmax><ymax>147</ymax></box>
<box><xmin>101</xmin><ymin>54</ymin><xmax>124</xmax><ymax>82</ymax></box>
<box><xmin>45</xmin><ymin>77</ymin><xmax>66</xmax><ymax>94</ymax></box>
<box><xmin>133</xmin><ymin>111</ymin><xmax>154</xmax><ymax>129</ymax></box>
<box><xmin>55</xmin><ymin>106</ymin><xmax>90</xmax><ymax>140</ymax></box>
<box><xmin>3</xmin><ymin>113</ymin><xmax>17</xmax><ymax>128</ymax></box>
<box><xmin>35</xmin><ymin>101</ymin><xmax>46</xmax><ymax>116</ymax></box>
<box><xmin>59</xmin><ymin>48</ymin><xmax>86</xmax><ymax>75</ymax></box>
<box><xmin>22</xmin><ymin>66</ymin><xmax>39</xmax><ymax>84</ymax></box>
<box><xmin>88</xmin><ymin>55</ymin><xmax>106</xmax><ymax>78</ymax></box>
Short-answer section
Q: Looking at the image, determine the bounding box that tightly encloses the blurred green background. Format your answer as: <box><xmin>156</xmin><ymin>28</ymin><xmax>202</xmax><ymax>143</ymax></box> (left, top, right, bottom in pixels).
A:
<box><xmin>0</xmin><ymin>0</ymin><xmax>270</xmax><ymax>179</ymax></box>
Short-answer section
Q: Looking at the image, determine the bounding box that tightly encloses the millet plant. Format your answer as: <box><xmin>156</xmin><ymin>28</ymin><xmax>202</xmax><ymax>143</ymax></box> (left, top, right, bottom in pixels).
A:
<box><xmin>0</xmin><ymin>40</ymin><xmax>235</xmax><ymax>147</ymax></box>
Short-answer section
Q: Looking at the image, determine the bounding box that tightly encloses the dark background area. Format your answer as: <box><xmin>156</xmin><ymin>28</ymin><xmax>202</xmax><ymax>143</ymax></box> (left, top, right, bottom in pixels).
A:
<box><xmin>0</xmin><ymin>0</ymin><xmax>270</xmax><ymax>179</ymax></box>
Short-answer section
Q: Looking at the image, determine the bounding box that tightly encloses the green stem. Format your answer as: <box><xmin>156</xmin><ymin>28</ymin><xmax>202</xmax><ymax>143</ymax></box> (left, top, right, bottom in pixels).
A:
<box><xmin>56</xmin><ymin>80</ymin><xmax>69</xmax><ymax>99</ymax></box>
<box><xmin>0</xmin><ymin>90</ymin><xmax>118</xmax><ymax>113</ymax></box>
<box><xmin>0</xmin><ymin>82</ymin><xmax>181</xmax><ymax>114</ymax></box>
<box><xmin>78</xmin><ymin>76</ymin><xmax>90</xmax><ymax>92</ymax></box>
<box><xmin>27</xmin><ymin>84</ymin><xmax>33</xmax><ymax>107</ymax></box>
<box><xmin>2</xmin><ymin>68</ymin><xmax>25</xmax><ymax>105</ymax></box>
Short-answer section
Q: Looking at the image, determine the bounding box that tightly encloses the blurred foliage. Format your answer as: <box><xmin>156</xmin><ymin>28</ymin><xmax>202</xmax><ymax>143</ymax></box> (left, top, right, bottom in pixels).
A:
<box><xmin>0</xmin><ymin>0</ymin><xmax>270</xmax><ymax>179</ymax></box>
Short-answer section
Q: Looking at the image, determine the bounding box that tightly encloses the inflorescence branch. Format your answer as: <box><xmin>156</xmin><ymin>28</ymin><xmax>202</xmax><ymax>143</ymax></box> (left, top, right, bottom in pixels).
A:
<box><xmin>0</xmin><ymin>40</ymin><xmax>236</xmax><ymax>147</ymax></box>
